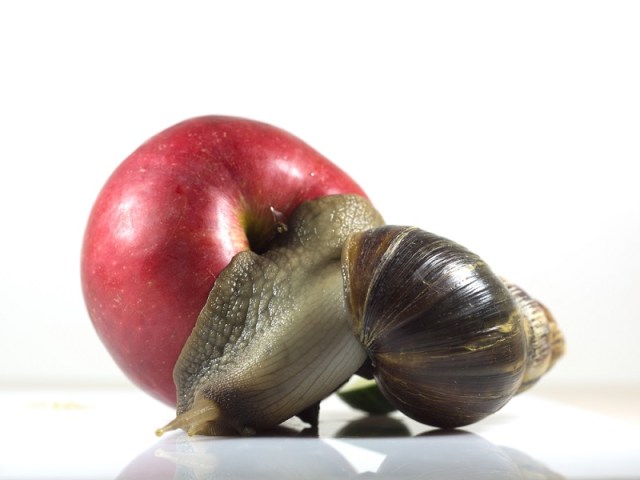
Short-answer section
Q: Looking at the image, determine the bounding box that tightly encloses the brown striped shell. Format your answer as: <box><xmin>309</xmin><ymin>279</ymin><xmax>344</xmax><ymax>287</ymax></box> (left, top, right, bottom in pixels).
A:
<box><xmin>342</xmin><ymin>226</ymin><xmax>564</xmax><ymax>429</ymax></box>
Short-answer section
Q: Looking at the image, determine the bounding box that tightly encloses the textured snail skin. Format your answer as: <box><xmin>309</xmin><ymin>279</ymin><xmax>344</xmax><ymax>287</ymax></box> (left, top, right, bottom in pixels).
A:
<box><xmin>157</xmin><ymin>195</ymin><xmax>383</xmax><ymax>436</ymax></box>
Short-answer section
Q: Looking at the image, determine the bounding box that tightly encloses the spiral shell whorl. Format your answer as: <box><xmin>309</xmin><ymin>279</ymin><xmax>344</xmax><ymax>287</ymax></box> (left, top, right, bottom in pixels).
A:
<box><xmin>342</xmin><ymin>226</ymin><xmax>528</xmax><ymax>429</ymax></box>
<box><xmin>504</xmin><ymin>281</ymin><xmax>565</xmax><ymax>393</ymax></box>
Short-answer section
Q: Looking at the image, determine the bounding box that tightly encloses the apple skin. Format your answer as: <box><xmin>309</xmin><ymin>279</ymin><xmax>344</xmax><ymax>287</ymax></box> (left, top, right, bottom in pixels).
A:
<box><xmin>81</xmin><ymin>116</ymin><xmax>366</xmax><ymax>406</ymax></box>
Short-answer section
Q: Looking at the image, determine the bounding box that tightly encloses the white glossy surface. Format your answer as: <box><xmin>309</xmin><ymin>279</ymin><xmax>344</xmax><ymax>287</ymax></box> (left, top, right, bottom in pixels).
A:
<box><xmin>1</xmin><ymin>389</ymin><xmax>638</xmax><ymax>479</ymax></box>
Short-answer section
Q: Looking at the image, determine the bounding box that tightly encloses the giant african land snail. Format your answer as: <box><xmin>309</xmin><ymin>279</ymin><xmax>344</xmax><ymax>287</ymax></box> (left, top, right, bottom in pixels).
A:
<box><xmin>156</xmin><ymin>194</ymin><xmax>564</xmax><ymax>436</ymax></box>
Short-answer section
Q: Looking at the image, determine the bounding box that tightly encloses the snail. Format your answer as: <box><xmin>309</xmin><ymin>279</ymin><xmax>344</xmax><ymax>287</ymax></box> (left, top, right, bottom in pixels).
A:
<box><xmin>156</xmin><ymin>194</ymin><xmax>564</xmax><ymax>436</ymax></box>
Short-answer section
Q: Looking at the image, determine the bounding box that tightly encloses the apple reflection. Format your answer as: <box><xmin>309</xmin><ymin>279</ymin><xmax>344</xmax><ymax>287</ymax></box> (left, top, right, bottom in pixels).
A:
<box><xmin>118</xmin><ymin>418</ymin><xmax>562</xmax><ymax>479</ymax></box>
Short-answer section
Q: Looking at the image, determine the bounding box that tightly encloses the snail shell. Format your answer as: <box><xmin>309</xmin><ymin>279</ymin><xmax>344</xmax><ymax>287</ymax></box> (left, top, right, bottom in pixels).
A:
<box><xmin>342</xmin><ymin>226</ymin><xmax>564</xmax><ymax>429</ymax></box>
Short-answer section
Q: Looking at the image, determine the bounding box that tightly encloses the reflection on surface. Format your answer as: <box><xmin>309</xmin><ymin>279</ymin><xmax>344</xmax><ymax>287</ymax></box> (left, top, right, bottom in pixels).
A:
<box><xmin>118</xmin><ymin>416</ymin><xmax>563</xmax><ymax>479</ymax></box>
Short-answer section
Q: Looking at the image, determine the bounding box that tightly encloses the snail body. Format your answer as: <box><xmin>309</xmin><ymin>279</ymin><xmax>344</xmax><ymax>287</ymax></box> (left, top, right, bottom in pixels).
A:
<box><xmin>157</xmin><ymin>195</ymin><xmax>564</xmax><ymax>436</ymax></box>
<box><xmin>157</xmin><ymin>195</ymin><xmax>384</xmax><ymax>436</ymax></box>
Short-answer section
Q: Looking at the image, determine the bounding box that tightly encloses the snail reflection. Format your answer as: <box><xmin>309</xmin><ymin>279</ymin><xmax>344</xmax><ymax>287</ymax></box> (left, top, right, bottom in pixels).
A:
<box><xmin>119</xmin><ymin>417</ymin><xmax>563</xmax><ymax>479</ymax></box>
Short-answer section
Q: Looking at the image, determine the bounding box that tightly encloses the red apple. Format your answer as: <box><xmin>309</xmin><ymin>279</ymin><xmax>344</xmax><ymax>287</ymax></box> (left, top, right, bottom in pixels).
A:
<box><xmin>81</xmin><ymin>116</ymin><xmax>366</xmax><ymax>406</ymax></box>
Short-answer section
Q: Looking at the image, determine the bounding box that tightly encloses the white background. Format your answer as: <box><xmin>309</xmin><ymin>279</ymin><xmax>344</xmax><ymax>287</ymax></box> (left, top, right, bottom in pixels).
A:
<box><xmin>1</xmin><ymin>1</ymin><xmax>638</xmax><ymax>391</ymax></box>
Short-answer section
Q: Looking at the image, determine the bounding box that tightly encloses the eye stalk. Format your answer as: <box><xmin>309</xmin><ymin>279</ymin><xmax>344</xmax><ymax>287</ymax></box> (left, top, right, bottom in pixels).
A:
<box><xmin>157</xmin><ymin>194</ymin><xmax>564</xmax><ymax>436</ymax></box>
